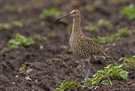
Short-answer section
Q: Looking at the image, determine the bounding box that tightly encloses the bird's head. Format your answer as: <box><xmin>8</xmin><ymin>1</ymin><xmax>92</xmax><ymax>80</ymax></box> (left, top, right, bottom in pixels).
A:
<box><xmin>50</xmin><ymin>9</ymin><xmax>81</xmax><ymax>26</ymax></box>
<box><xmin>69</xmin><ymin>9</ymin><xmax>80</xmax><ymax>17</ymax></box>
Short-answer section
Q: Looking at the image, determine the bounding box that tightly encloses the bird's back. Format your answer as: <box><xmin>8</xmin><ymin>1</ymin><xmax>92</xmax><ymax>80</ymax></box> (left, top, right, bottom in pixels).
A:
<box><xmin>69</xmin><ymin>34</ymin><xmax>108</xmax><ymax>59</ymax></box>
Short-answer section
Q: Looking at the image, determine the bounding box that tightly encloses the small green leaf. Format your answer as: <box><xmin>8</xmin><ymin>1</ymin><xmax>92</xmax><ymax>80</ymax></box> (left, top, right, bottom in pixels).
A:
<box><xmin>39</xmin><ymin>8</ymin><xmax>65</xmax><ymax>19</ymax></box>
<box><xmin>0</xmin><ymin>23</ymin><xmax>12</xmax><ymax>30</ymax></box>
<box><xmin>84</xmin><ymin>24</ymin><xmax>100</xmax><ymax>32</ymax></box>
<box><xmin>120</xmin><ymin>71</ymin><xmax>128</xmax><ymax>79</ymax></box>
<box><xmin>120</xmin><ymin>4</ymin><xmax>135</xmax><ymax>20</ymax></box>
<box><xmin>84</xmin><ymin>4</ymin><xmax>96</xmax><ymax>12</ymax></box>
<box><xmin>122</xmin><ymin>55</ymin><xmax>135</xmax><ymax>69</ymax></box>
<box><xmin>53</xmin><ymin>80</ymin><xmax>75</xmax><ymax>91</ymax></box>
<box><xmin>101</xmin><ymin>80</ymin><xmax>110</xmax><ymax>85</ymax></box>
<box><xmin>93</xmin><ymin>27</ymin><xmax>133</xmax><ymax>44</ymax></box>
<box><xmin>12</xmin><ymin>21</ymin><xmax>23</xmax><ymax>27</ymax></box>
<box><xmin>8</xmin><ymin>34</ymin><xmax>35</xmax><ymax>50</ymax></box>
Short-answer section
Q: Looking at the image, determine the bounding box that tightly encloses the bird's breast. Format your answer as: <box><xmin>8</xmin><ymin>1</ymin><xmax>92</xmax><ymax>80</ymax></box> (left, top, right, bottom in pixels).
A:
<box><xmin>69</xmin><ymin>36</ymin><xmax>90</xmax><ymax>59</ymax></box>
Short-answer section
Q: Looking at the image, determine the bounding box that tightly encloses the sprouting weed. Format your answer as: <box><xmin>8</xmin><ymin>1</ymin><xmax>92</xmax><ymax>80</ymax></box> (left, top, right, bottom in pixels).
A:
<box><xmin>84</xmin><ymin>23</ymin><xmax>100</xmax><ymax>32</ymax></box>
<box><xmin>12</xmin><ymin>21</ymin><xmax>23</xmax><ymax>27</ymax></box>
<box><xmin>1</xmin><ymin>34</ymin><xmax>35</xmax><ymax>53</ymax></box>
<box><xmin>8</xmin><ymin>34</ymin><xmax>35</xmax><ymax>49</ymax></box>
<box><xmin>108</xmin><ymin>0</ymin><xmax>127</xmax><ymax>5</ymax></box>
<box><xmin>117</xmin><ymin>27</ymin><xmax>133</xmax><ymax>36</ymax></box>
<box><xmin>33</xmin><ymin>35</ymin><xmax>47</xmax><ymax>41</ymax></box>
<box><xmin>120</xmin><ymin>4</ymin><xmax>135</xmax><ymax>20</ymax></box>
<box><xmin>120</xmin><ymin>55</ymin><xmax>135</xmax><ymax>69</ymax></box>
<box><xmin>0</xmin><ymin>23</ymin><xmax>11</xmax><ymax>30</ymax></box>
<box><xmin>84</xmin><ymin>19</ymin><xmax>112</xmax><ymax>32</ymax></box>
<box><xmin>39</xmin><ymin>8</ymin><xmax>65</xmax><ymax>20</ymax></box>
<box><xmin>0</xmin><ymin>21</ymin><xmax>23</xmax><ymax>30</ymax></box>
<box><xmin>47</xmin><ymin>32</ymin><xmax>56</xmax><ymax>38</ymax></box>
<box><xmin>88</xmin><ymin>63</ymin><xmax>128</xmax><ymax>86</ymax></box>
<box><xmin>3</xmin><ymin>4</ymin><xmax>18</xmax><ymax>12</ymax></box>
<box><xmin>53</xmin><ymin>80</ymin><xmax>75</xmax><ymax>91</ymax></box>
<box><xmin>93</xmin><ymin>27</ymin><xmax>133</xmax><ymax>44</ymax></box>
<box><xmin>97</xmin><ymin>19</ymin><xmax>112</xmax><ymax>28</ymax></box>
<box><xmin>84</xmin><ymin>4</ymin><xmax>96</xmax><ymax>12</ymax></box>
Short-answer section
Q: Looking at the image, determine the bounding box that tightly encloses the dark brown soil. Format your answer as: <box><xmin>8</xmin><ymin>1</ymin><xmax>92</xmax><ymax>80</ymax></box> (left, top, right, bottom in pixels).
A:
<box><xmin>0</xmin><ymin>0</ymin><xmax>135</xmax><ymax>91</ymax></box>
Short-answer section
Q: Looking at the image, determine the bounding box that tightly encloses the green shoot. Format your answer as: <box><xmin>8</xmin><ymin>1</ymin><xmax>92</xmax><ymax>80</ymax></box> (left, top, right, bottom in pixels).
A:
<box><xmin>94</xmin><ymin>27</ymin><xmax>133</xmax><ymax>43</ymax></box>
<box><xmin>1</xmin><ymin>34</ymin><xmax>35</xmax><ymax>53</ymax></box>
<box><xmin>93</xmin><ymin>34</ymin><xmax>120</xmax><ymax>44</ymax></box>
<box><xmin>53</xmin><ymin>80</ymin><xmax>75</xmax><ymax>91</ymax></box>
<box><xmin>97</xmin><ymin>19</ymin><xmax>112</xmax><ymax>28</ymax></box>
<box><xmin>12</xmin><ymin>21</ymin><xmax>23</xmax><ymax>27</ymax></box>
<box><xmin>120</xmin><ymin>55</ymin><xmax>135</xmax><ymax>69</ymax></box>
<box><xmin>33</xmin><ymin>35</ymin><xmax>47</xmax><ymax>41</ymax></box>
<box><xmin>84</xmin><ymin>20</ymin><xmax>112</xmax><ymax>32</ymax></box>
<box><xmin>8</xmin><ymin>34</ymin><xmax>35</xmax><ymax>49</ymax></box>
<box><xmin>84</xmin><ymin>4</ymin><xmax>96</xmax><ymax>12</ymax></box>
<box><xmin>0</xmin><ymin>21</ymin><xmax>23</xmax><ymax>30</ymax></box>
<box><xmin>27</xmin><ymin>18</ymin><xmax>39</xmax><ymax>24</ymax></box>
<box><xmin>39</xmin><ymin>8</ymin><xmax>65</xmax><ymax>20</ymax></box>
<box><xmin>3</xmin><ymin>4</ymin><xmax>17</xmax><ymax>12</ymax></box>
<box><xmin>117</xmin><ymin>27</ymin><xmax>133</xmax><ymax>36</ymax></box>
<box><xmin>88</xmin><ymin>63</ymin><xmax>128</xmax><ymax>85</ymax></box>
<box><xmin>47</xmin><ymin>32</ymin><xmax>56</xmax><ymax>38</ymax></box>
<box><xmin>30</xmin><ymin>0</ymin><xmax>43</xmax><ymax>3</ymax></box>
<box><xmin>120</xmin><ymin>4</ymin><xmax>135</xmax><ymax>20</ymax></box>
<box><xmin>0</xmin><ymin>23</ymin><xmax>11</xmax><ymax>30</ymax></box>
<box><xmin>84</xmin><ymin>23</ymin><xmax>100</xmax><ymax>32</ymax></box>
<box><xmin>108</xmin><ymin>0</ymin><xmax>127</xmax><ymax>5</ymax></box>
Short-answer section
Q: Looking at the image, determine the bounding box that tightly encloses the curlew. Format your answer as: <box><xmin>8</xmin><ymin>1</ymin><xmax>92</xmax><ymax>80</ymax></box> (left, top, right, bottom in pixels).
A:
<box><xmin>50</xmin><ymin>9</ymin><xmax>111</xmax><ymax>83</ymax></box>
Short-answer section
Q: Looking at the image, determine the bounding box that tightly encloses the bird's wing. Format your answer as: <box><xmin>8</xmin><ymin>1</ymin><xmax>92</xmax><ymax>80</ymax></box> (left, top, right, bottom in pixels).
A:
<box><xmin>79</xmin><ymin>36</ymin><xmax>107</xmax><ymax>56</ymax></box>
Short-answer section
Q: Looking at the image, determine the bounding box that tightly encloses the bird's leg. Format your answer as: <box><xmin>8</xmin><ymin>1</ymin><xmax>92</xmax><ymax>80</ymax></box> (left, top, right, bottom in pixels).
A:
<box><xmin>83</xmin><ymin>58</ymin><xmax>91</xmax><ymax>83</ymax></box>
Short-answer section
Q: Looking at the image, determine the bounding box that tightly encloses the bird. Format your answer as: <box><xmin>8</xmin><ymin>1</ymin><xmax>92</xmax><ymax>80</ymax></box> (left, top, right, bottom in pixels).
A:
<box><xmin>50</xmin><ymin>9</ymin><xmax>111</xmax><ymax>83</ymax></box>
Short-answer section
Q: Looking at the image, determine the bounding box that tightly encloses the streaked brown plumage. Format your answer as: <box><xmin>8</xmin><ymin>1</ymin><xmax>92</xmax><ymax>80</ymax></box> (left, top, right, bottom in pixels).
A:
<box><xmin>50</xmin><ymin>9</ymin><xmax>111</xmax><ymax>83</ymax></box>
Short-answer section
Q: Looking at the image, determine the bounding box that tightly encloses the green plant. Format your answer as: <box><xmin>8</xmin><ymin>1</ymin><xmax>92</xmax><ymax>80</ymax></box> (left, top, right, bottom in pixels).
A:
<box><xmin>27</xmin><ymin>18</ymin><xmax>39</xmax><ymax>24</ymax></box>
<box><xmin>120</xmin><ymin>55</ymin><xmax>135</xmax><ymax>69</ymax></box>
<box><xmin>30</xmin><ymin>0</ymin><xmax>43</xmax><ymax>3</ymax></box>
<box><xmin>88</xmin><ymin>63</ymin><xmax>128</xmax><ymax>86</ymax></box>
<box><xmin>0</xmin><ymin>23</ymin><xmax>11</xmax><ymax>30</ymax></box>
<box><xmin>33</xmin><ymin>35</ymin><xmax>47</xmax><ymax>41</ymax></box>
<box><xmin>108</xmin><ymin>0</ymin><xmax>127</xmax><ymax>5</ymax></box>
<box><xmin>8</xmin><ymin>34</ymin><xmax>35</xmax><ymax>49</ymax></box>
<box><xmin>84</xmin><ymin>4</ymin><xmax>96</xmax><ymax>12</ymax></box>
<box><xmin>0</xmin><ymin>21</ymin><xmax>23</xmax><ymax>31</ymax></box>
<box><xmin>53</xmin><ymin>80</ymin><xmax>75</xmax><ymax>91</ymax></box>
<box><xmin>3</xmin><ymin>4</ymin><xmax>17</xmax><ymax>12</ymax></box>
<box><xmin>97</xmin><ymin>19</ymin><xmax>112</xmax><ymax>28</ymax></box>
<box><xmin>84</xmin><ymin>20</ymin><xmax>112</xmax><ymax>32</ymax></box>
<box><xmin>93</xmin><ymin>34</ymin><xmax>120</xmax><ymax>44</ymax></box>
<box><xmin>47</xmin><ymin>32</ymin><xmax>56</xmax><ymax>38</ymax></box>
<box><xmin>120</xmin><ymin>4</ymin><xmax>135</xmax><ymax>20</ymax></box>
<box><xmin>84</xmin><ymin>23</ymin><xmax>100</xmax><ymax>32</ymax></box>
<box><xmin>93</xmin><ymin>27</ymin><xmax>133</xmax><ymax>43</ymax></box>
<box><xmin>117</xmin><ymin>27</ymin><xmax>133</xmax><ymax>36</ymax></box>
<box><xmin>12</xmin><ymin>21</ymin><xmax>23</xmax><ymax>27</ymax></box>
<box><xmin>39</xmin><ymin>8</ymin><xmax>65</xmax><ymax>19</ymax></box>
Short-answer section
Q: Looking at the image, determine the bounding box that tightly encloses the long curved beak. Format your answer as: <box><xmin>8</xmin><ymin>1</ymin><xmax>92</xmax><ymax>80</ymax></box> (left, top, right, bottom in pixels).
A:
<box><xmin>49</xmin><ymin>13</ymin><xmax>73</xmax><ymax>27</ymax></box>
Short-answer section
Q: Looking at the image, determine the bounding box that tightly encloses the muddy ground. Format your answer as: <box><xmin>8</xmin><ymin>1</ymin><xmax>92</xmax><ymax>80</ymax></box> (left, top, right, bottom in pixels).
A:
<box><xmin>0</xmin><ymin>0</ymin><xmax>135</xmax><ymax>91</ymax></box>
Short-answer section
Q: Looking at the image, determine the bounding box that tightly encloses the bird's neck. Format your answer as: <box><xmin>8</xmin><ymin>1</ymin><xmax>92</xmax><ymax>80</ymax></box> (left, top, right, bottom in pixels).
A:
<box><xmin>72</xmin><ymin>16</ymin><xmax>82</xmax><ymax>35</ymax></box>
